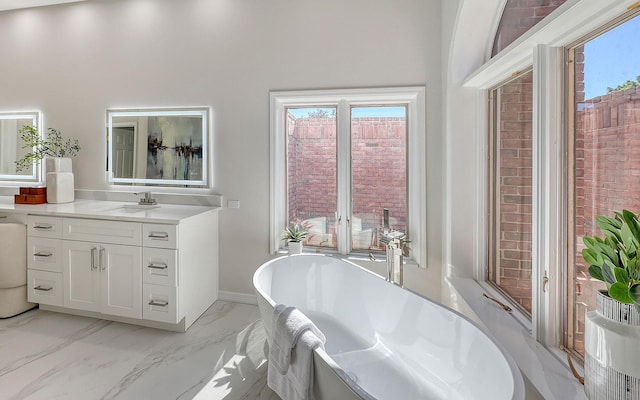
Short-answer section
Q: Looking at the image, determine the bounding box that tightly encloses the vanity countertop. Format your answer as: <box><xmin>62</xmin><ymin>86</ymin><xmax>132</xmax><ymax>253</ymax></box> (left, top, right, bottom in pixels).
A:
<box><xmin>0</xmin><ymin>197</ymin><xmax>219</xmax><ymax>224</ymax></box>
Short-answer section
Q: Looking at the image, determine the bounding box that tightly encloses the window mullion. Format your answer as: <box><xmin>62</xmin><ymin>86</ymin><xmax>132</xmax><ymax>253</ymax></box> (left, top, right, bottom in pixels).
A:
<box><xmin>532</xmin><ymin>44</ymin><xmax>565</xmax><ymax>346</ymax></box>
<box><xmin>336</xmin><ymin>100</ymin><xmax>352</xmax><ymax>254</ymax></box>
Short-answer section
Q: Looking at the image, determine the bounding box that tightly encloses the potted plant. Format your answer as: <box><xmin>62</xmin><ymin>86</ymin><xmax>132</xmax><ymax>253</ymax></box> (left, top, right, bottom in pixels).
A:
<box><xmin>582</xmin><ymin>209</ymin><xmax>640</xmax><ymax>312</ymax></box>
<box><xmin>15</xmin><ymin>125</ymin><xmax>81</xmax><ymax>204</ymax></box>
<box><xmin>282</xmin><ymin>222</ymin><xmax>308</xmax><ymax>255</ymax></box>
<box><xmin>581</xmin><ymin>209</ymin><xmax>640</xmax><ymax>399</ymax></box>
<box><xmin>15</xmin><ymin>126</ymin><xmax>81</xmax><ymax>172</ymax></box>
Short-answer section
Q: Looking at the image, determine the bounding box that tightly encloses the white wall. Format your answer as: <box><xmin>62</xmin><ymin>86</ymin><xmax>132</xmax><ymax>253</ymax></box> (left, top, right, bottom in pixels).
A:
<box><xmin>442</xmin><ymin>0</ymin><xmax>502</xmax><ymax>283</ymax></box>
<box><xmin>0</xmin><ymin>0</ymin><xmax>443</xmax><ymax>297</ymax></box>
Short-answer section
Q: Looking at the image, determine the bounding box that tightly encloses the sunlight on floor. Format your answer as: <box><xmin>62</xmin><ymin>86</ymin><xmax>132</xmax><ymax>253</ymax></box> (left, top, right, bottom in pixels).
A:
<box><xmin>193</xmin><ymin>319</ymin><xmax>279</xmax><ymax>400</ymax></box>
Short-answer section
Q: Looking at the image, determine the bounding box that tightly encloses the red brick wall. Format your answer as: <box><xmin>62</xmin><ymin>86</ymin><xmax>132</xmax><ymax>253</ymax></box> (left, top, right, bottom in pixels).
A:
<box><xmin>351</xmin><ymin>117</ymin><xmax>407</xmax><ymax>234</ymax></box>
<box><xmin>573</xmin><ymin>85</ymin><xmax>640</xmax><ymax>352</ymax></box>
<box><xmin>495</xmin><ymin>71</ymin><xmax>534</xmax><ymax>313</ymax></box>
<box><xmin>492</xmin><ymin>0</ymin><xmax>569</xmax><ymax>56</ymax></box>
<box><xmin>287</xmin><ymin>115</ymin><xmax>407</xmax><ymax>248</ymax></box>
<box><xmin>286</xmin><ymin>114</ymin><xmax>337</xmax><ymax>226</ymax></box>
<box><xmin>490</xmin><ymin>0</ymin><xmax>568</xmax><ymax>314</ymax></box>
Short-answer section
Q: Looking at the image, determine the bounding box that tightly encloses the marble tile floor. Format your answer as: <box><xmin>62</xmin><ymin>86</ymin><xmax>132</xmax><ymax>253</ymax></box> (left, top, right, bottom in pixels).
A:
<box><xmin>0</xmin><ymin>302</ymin><xmax>281</xmax><ymax>400</ymax></box>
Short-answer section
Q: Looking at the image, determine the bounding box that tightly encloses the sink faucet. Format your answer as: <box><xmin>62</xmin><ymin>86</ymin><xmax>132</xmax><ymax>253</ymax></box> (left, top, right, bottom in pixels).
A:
<box><xmin>134</xmin><ymin>191</ymin><xmax>157</xmax><ymax>205</ymax></box>
<box><xmin>380</xmin><ymin>230</ymin><xmax>406</xmax><ymax>287</ymax></box>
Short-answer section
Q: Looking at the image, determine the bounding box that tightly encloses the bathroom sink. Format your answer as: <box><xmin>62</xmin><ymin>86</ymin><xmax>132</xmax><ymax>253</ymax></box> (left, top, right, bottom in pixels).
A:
<box><xmin>107</xmin><ymin>204</ymin><xmax>161</xmax><ymax>213</ymax></box>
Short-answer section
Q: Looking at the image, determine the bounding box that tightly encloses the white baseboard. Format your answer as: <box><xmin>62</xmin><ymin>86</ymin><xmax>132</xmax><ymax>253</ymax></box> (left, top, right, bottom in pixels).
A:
<box><xmin>218</xmin><ymin>290</ymin><xmax>258</xmax><ymax>305</ymax></box>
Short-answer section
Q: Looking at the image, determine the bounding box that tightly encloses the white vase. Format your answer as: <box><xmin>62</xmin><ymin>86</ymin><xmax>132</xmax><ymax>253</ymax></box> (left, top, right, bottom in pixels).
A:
<box><xmin>584</xmin><ymin>290</ymin><xmax>640</xmax><ymax>399</ymax></box>
<box><xmin>288</xmin><ymin>241</ymin><xmax>303</xmax><ymax>255</ymax></box>
<box><xmin>45</xmin><ymin>157</ymin><xmax>74</xmax><ymax>204</ymax></box>
<box><xmin>45</xmin><ymin>157</ymin><xmax>72</xmax><ymax>173</ymax></box>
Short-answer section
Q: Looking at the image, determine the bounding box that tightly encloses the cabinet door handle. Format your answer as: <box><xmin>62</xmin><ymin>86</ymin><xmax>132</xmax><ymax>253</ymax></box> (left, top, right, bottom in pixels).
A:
<box><xmin>34</xmin><ymin>251</ymin><xmax>53</xmax><ymax>257</ymax></box>
<box><xmin>99</xmin><ymin>248</ymin><xmax>106</xmax><ymax>271</ymax></box>
<box><xmin>148</xmin><ymin>232</ymin><xmax>169</xmax><ymax>239</ymax></box>
<box><xmin>91</xmin><ymin>247</ymin><xmax>98</xmax><ymax>270</ymax></box>
<box><xmin>34</xmin><ymin>224</ymin><xmax>53</xmax><ymax>230</ymax></box>
<box><xmin>148</xmin><ymin>300</ymin><xmax>169</xmax><ymax>307</ymax></box>
<box><xmin>34</xmin><ymin>285</ymin><xmax>53</xmax><ymax>291</ymax></box>
<box><xmin>148</xmin><ymin>263</ymin><xmax>168</xmax><ymax>270</ymax></box>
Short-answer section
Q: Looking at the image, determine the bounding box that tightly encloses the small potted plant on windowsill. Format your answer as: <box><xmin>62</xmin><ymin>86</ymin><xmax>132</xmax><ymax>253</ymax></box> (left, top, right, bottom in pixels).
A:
<box><xmin>15</xmin><ymin>125</ymin><xmax>81</xmax><ymax>204</ymax></box>
<box><xmin>581</xmin><ymin>209</ymin><xmax>640</xmax><ymax>399</ymax></box>
<box><xmin>282</xmin><ymin>222</ymin><xmax>308</xmax><ymax>255</ymax></box>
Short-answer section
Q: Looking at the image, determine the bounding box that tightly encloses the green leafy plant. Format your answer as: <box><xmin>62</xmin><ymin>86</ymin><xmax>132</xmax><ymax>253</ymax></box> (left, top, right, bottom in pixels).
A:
<box><xmin>15</xmin><ymin>125</ymin><xmax>81</xmax><ymax>172</ymax></box>
<box><xmin>582</xmin><ymin>209</ymin><xmax>640</xmax><ymax>313</ymax></box>
<box><xmin>282</xmin><ymin>222</ymin><xmax>308</xmax><ymax>243</ymax></box>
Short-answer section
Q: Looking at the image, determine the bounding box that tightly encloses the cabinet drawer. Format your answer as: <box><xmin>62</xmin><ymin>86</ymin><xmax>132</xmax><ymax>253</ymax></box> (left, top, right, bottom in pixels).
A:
<box><xmin>143</xmin><ymin>224</ymin><xmax>177</xmax><ymax>249</ymax></box>
<box><xmin>27</xmin><ymin>269</ymin><xmax>63</xmax><ymax>307</ymax></box>
<box><xmin>0</xmin><ymin>212</ymin><xmax>26</xmax><ymax>224</ymax></box>
<box><xmin>63</xmin><ymin>218</ymin><xmax>142</xmax><ymax>246</ymax></box>
<box><xmin>27</xmin><ymin>237</ymin><xmax>63</xmax><ymax>273</ymax></box>
<box><xmin>27</xmin><ymin>215</ymin><xmax>63</xmax><ymax>238</ymax></box>
<box><xmin>143</xmin><ymin>248</ymin><xmax>178</xmax><ymax>287</ymax></box>
<box><xmin>143</xmin><ymin>284</ymin><xmax>178</xmax><ymax>324</ymax></box>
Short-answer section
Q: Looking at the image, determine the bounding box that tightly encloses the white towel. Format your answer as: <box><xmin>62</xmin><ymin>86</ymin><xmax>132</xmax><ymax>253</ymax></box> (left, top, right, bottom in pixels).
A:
<box><xmin>268</xmin><ymin>304</ymin><xmax>326</xmax><ymax>400</ymax></box>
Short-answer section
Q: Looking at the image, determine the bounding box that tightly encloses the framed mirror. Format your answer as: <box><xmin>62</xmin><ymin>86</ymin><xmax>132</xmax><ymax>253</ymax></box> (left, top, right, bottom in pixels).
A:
<box><xmin>107</xmin><ymin>108</ymin><xmax>209</xmax><ymax>187</ymax></box>
<box><xmin>0</xmin><ymin>111</ymin><xmax>41</xmax><ymax>183</ymax></box>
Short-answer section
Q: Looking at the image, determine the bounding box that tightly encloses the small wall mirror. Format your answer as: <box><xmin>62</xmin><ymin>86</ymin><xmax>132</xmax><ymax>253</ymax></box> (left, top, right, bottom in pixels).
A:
<box><xmin>0</xmin><ymin>111</ymin><xmax>41</xmax><ymax>183</ymax></box>
<box><xmin>107</xmin><ymin>108</ymin><xmax>209</xmax><ymax>187</ymax></box>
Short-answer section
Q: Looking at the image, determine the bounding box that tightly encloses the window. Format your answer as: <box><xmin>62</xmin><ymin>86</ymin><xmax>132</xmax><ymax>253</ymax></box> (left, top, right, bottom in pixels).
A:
<box><xmin>488</xmin><ymin>70</ymin><xmax>534</xmax><ymax>316</ymax></box>
<box><xmin>466</xmin><ymin>0</ymin><xmax>640</xmax><ymax>374</ymax></box>
<box><xmin>351</xmin><ymin>106</ymin><xmax>407</xmax><ymax>251</ymax></box>
<box><xmin>270</xmin><ymin>88</ymin><xmax>425</xmax><ymax>266</ymax></box>
<box><xmin>286</xmin><ymin>107</ymin><xmax>338</xmax><ymax>249</ymax></box>
<box><xmin>567</xmin><ymin>13</ymin><xmax>640</xmax><ymax>357</ymax></box>
<box><xmin>483</xmin><ymin>0</ymin><xmax>569</xmax><ymax>318</ymax></box>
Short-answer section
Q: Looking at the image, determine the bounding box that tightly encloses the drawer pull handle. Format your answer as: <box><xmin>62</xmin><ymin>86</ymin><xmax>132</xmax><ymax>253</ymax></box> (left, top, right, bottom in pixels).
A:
<box><xmin>148</xmin><ymin>232</ymin><xmax>169</xmax><ymax>239</ymax></box>
<box><xmin>34</xmin><ymin>224</ymin><xmax>53</xmax><ymax>230</ymax></box>
<box><xmin>99</xmin><ymin>248</ymin><xmax>106</xmax><ymax>271</ymax></box>
<box><xmin>0</xmin><ymin>215</ymin><xmax>7</xmax><ymax>219</ymax></box>
<box><xmin>34</xmin><ymin>251</ymin><xmax>53</xmax><ymax>257</ymax></box>
<box><xmin>91</xmin><ymin>247</ymin><xmax>98</xmax><ymax>271</ymax></box>
<box><xmin>148</xmin><ymin>300</ymin><xmax>169</xmax><ymax>307</ymax></box>
<box><xmin>34</xmin><ymin>285</ymin><xmax>53</xmax><ymax>291</ymax></box>
<box><xmin>148</xmin><ymin>263</ymin><xmax>168</xmax><ymax>270</ymax></box>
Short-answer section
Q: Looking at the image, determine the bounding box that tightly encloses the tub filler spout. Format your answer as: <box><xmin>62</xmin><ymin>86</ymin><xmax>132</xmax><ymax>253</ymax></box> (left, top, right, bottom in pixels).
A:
<box><xmin>380</xmin><ymin>230</ymin><xmax>406</xmax><ymax>287</ymax></box>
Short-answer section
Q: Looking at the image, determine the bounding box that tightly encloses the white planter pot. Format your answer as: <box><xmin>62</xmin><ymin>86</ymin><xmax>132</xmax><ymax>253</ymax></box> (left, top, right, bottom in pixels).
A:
<box><xmin>288</xmin><ymin>241</ymin><xmax>303</xmax><ymax>255</ymax></box>
<box><xmin>45</xmin><ymin>157</ymin><xmax>72</xmax><ymax>173</ymax></box>
<box><xmin>45</xmin><ymin>157</ymin><xmax>74</xmax><ymax>204</ymax></box>
<box><xmin>584</xmin><ymin>290</ymin><xmax>640</xmax><ymax>399</ymax></box>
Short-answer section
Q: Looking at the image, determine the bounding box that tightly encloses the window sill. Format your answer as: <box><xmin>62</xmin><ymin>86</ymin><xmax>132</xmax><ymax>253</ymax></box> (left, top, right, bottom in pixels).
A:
<box><xmin>447</xmin><ymin>277</ymin><xmax>586</xmax><ymax>400</ymax></box>
<box><xmin>275</xmin><ymin>248</ymin><xmax>420</xmax><ymax>268</ymax></box>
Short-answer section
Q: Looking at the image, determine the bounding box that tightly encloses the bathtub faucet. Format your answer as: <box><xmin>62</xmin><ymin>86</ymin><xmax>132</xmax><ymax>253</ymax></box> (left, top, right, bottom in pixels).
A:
<box><xmin>380</xmin><ymin>230</ymin><xmax>406</xmax><ymax>287</ymax></box>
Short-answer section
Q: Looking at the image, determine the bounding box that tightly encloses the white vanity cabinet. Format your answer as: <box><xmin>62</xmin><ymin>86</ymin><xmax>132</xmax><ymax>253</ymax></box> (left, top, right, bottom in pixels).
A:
<box><xmin>62</xmin><ymin>218</ymin><xmax>143</xmax><ymax>319</ymax></box>
<box><xmin>20</xmin><ymin>201</ymin><xmax>219</xmax><ymax>332</ymax></box>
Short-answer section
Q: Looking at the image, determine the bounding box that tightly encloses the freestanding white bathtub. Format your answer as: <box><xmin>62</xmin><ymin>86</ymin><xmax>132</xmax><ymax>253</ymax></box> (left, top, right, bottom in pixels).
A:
<box><xmin>253</xmin><ymin>254</ymin><xmax>524</xmax><ymax>400</ymax></box>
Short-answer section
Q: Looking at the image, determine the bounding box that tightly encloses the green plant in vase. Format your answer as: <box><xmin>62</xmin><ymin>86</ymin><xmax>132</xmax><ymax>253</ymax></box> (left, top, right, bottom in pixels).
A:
<box><xmin>582</xmin><ymin>209</ymin><xmax>640</xmax><ymax>313</ymax></box>
<box><xmin>15</xmin><ymin>125</ymin><xmax>80</xmax><ymax>172</ymax></box>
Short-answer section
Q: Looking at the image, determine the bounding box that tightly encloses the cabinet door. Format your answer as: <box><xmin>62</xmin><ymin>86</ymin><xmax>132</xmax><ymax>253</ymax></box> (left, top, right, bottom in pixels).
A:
<box><xmin>101</xmin><ymin>244</ymin><xmax>142</xmax><ymax>319</ymax></box>
<box><xmin>63</xmin><ymin>241</ymin><xmax>101</xmax><ymax>312</ymax></box>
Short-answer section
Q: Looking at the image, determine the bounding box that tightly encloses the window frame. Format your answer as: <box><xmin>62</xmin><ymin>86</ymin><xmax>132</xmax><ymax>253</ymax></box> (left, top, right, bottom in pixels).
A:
<box><xmin>464</xmin><ymin>0</ymin><xmax>640</xmax><ymax>363</ymax></box>
<box><xmin>270</xmin><ymin>87</ymin><xmax>426</xmax><ymax>267</ymax></box>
